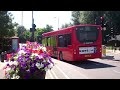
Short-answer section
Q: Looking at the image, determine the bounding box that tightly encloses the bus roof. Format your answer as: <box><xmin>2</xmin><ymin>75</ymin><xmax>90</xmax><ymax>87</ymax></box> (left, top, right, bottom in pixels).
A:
<box><xmin>42</xmin><ymin>24</ymin><xmax>101</xmax><ymax>36</ymax></box>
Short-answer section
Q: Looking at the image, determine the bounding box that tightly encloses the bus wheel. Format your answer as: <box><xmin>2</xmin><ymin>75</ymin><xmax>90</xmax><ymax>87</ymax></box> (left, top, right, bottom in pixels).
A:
<box><xmin>59</xmin><ymin>52</ymin><xmax>63</xmax><ymax>61</ymax></box>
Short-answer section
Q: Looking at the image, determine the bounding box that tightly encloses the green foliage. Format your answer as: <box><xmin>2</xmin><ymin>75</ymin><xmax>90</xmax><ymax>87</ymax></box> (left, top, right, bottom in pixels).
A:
<box><xmin>45</xmin><ymin>24</ymin><xmax>53</xmax><ymax>32</ymax></box>
<box><xmin>105</xmin><ymin>11</ymin><xmax>120</xmax><ymax>35</ymax></box>
<box><xmin>24</xmin><ymin>30</ymin><xmax>31</xmax><ymax>41</ymax></box>
<box><xmin>17</xmin><ymin>25</ymin><xmax>26</xmax><ymax>37</ymax></box>
<box><xmin>10</xmin><ymin>24</ymin><xmax>54</xmax><ymax>43</ymax></box>
<box><xmin>61</xmin><ymin>22</ymin><xmax>73</xmax><ymax>29</ymax></box>
<box><xmin>16</xmin><ymin>25</ymin><xmax>27</xmax><ymax>43</ymax></box>
<box><xmin>80</xmin><ymin>11</ymin><xmax>105</xmax><ymax>24</ymax></box>
<box><xmin>71</xmin><ymin>11</ymin><xmax>80</xmax><ymax>25</ymax></box>
<box><xmin>35</xmin><ymin>24</ymin><xmax>53</xmax><ymax>36</ymax></box>
<box><xmin>0</xmin><ymin>11</ymin><xmax>18</xmax><ymax>38</ymax></box>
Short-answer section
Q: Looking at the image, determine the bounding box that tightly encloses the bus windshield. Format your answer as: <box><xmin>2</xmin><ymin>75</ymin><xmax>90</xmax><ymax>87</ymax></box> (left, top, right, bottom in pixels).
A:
<box><xmin>76</xmin><ymin>26</ymin><xmax>99</xmax><ymax>44</ymax></box>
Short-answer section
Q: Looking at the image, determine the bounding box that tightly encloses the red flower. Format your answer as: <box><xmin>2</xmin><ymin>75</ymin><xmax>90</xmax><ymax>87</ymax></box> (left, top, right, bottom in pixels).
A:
<box><xmin>34</xmin><ymin>50</ymin><xmax>38</xmax><ymax>53</ymax></box>
<box><xmin>38</xmin><ymin>49</ymin><xmax>43</xmax><ymax>55</ymax></box>
<box><xmin>7</xmin><ymin>54</ymin><xmax>11</xmax><ymax>60</ymax></box>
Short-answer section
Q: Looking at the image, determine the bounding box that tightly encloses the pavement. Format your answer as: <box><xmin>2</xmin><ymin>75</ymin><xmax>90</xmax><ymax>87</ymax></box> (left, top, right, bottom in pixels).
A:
<box><xmin>0</xmin><ymin>61</ymin><xmax>6</xmax><ymax>79</ymax></box>
<box><xmin>106</xmin><ymin>49</ymin><xmax>120</xmax><ymax>54</ymax></box>
<box><xmin>101</xmin><ymin>49</ymin><xmax>120</xmax><ymax>61</ymax></box>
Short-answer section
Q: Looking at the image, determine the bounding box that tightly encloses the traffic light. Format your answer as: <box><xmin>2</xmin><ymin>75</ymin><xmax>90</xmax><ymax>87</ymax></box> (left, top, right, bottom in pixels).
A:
<box><xmin>30</xmin><ymin>28</ymin><xmax>33</xmax><ymax>32</ymax></box>
<box><xmin>33</xmin><ymin>24</ymin><xmax>36</xmax><ymax>31</ymax></box>
<box><xmin>100</xmin><ymin>16</ymin><xmax>104</xmax><ymax>27</ymax></box>
<box><xmin>30</xmin><ymin>24</ymin><xmax>36</xmax><ymax>32</ymax></box>
<box><xmin>111</xmin><ymin>28</ymin><xmax>113</xmax><ymax>33</ymax></box>
<box><xmin>110</xmin><ymin>27</ymin><xmax>115</xmax><ymax>37</ymax></box>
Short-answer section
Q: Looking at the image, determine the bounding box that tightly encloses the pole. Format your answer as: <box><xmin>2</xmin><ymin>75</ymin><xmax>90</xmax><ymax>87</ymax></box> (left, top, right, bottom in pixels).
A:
<box><xmin>31</xmin><ymin>11</ymin><xmax>34</xmax><ymax>42</ymax></box>
<box><xmin>58</xmin><ymin>17</ymin><xmax>59</xmax><ymax>30</ymax></box>
<box><xmin>21</xmin><ymin>11</ymin><xmax>23</xmax><ymax>26</ymax></box>
<box><xmin>32</xmin><ymin>11</ymin><xmax>34</xmax><ymax>27</ymax></box>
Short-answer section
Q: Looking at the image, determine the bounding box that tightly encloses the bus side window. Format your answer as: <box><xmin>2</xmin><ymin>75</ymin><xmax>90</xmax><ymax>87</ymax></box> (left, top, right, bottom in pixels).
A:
<box><xmin>53</xmin><ymin>36</ymin><xmax>56</xmax><ymax>47</ymax></box>
<box><xmin>67</xmin><ymin>34</ymin><xmax>71</xmax><ymax>45</ymax></box>
<box><xmin>51</xmin><ymin>36</ymin><xmax>56</xmax><ymax>47</ymax></box>
<box><xmin>63</xmin><ymin>34</ymin><xmax>71</xmax><ymax>47</ymax></box>
<box><xmin>48</xmin><ymin>37</ymin><xmax>51</xmax><ymax>46</ymax></box>
<box><xmin>58</xmin><ymin>35</ymin><xmax>64</xmax><ymax>47</ymax></box>
<box><xmin>64</xmin><ymin>34</ymin><xmax>67</xmax><ymax>47</ymax></box>
<box><xmin>46</xmin><ymin>37</ymin><xmax>49</xmax><ymax>46</ymax></box>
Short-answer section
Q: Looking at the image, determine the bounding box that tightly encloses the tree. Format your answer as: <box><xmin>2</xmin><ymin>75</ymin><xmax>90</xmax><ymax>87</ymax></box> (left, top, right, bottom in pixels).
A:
<box><xmin>79</xmin><ymin>11</ymin><xmax>105</xmax><ymax>24</ymax></box>
<box><xmin>71</xmin><ymin>11</ymin><xmax>80</xmax><ymax>25</ymax></box>
<box><xmin>0</xmin><ymin>11</ymin><xmax>18</xmax><ymax>38</ymax></box>
<box><xmin>24</xmin><ymin>30</ymin><xmax>31</xmax><ymax>41</ymax></box>
<box><xmin>105</xmin><ymin>11</ymin><xmax>120</xmax><ymax>35</ymax></box>
<box><xmin>45</xmin><ymin>24</ymin><xmax>53</xmax><ymax>32</ymax></box>
<box><xmin>17</xmin><ymin>25</ymin><xmax>26</xmax><ymax>37</ymax></box>
<box><xmin>33</xmin><ymin>24</ymin><xmax>54</xmax><ymax>42</ymax></box>
<box><xmin>61</xmin><ymin>22</ymin><xmax>73</xmax><ymax>28</ymax></box>
<box><xmin>16</xmin><ymin>25</ymin><xmax>27</xmax><ymax>43</ymax></box>
<box><xmin>0</xmin><ymin>11</ymin><xmax>18</xmax><ymax>52</ymax></box>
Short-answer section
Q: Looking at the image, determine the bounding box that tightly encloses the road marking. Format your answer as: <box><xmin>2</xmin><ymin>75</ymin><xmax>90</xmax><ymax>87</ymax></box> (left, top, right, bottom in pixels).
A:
<box><xmin>51</xmin><ymin>69</ymin><xmax>58</xmax><ymax>79</ymax></box>
<box><xmin>73</xmin><ymin>69</ymin><xmax>89</xmax><ymax>79</ymax></box>
<box><xmin>55</xmin><ymin>65</ymin><xmax>70</xmax><ymax>79</ymax></box>
<box><xmin>48</xmin><ymin>70</ymin><xmax>54</xmax><ymax>79</ymax></box>
<box><xmin>113</xmin><ymin>70</ymin><xmax>120</xmax><ymax>74</ymax></box>
<box><xmin>53</xmin><ymin>59</ymin><xmax>89</xmax><ymax>79</ymax></box>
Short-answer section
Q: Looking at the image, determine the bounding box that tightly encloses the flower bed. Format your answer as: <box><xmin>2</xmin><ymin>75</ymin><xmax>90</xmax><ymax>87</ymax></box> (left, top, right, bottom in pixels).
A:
<box><xmin>3</xmin><ymin>41</ymin><xmax>54</xmax><ymax>79</ymax></box>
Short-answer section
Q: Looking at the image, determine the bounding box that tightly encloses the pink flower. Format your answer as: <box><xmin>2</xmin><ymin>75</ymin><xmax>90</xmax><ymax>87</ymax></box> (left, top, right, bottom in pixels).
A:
<box><xmin>7</xmin><ymin>54</ymin><xmax>11</xmax><ymax>60</ymax></box>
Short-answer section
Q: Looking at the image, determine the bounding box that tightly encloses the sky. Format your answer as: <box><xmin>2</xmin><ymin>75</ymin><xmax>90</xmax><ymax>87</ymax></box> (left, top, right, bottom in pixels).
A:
<box><xmin>10</xmin><ymin>11</ymin><xmax>72</xmax><ymax>30</ymax></box>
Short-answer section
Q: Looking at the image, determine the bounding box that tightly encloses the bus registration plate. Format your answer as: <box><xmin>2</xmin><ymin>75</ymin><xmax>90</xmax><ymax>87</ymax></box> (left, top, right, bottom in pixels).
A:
<box><xmin>79</xmin><ymin>47</ymin><xmax>96</xmax><ymax>54</ymax></box>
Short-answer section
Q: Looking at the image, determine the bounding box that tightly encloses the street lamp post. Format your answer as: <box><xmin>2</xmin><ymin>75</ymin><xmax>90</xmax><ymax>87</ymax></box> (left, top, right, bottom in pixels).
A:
<box><xmin>58</xmin><ymin>17</ymin><xmax>59</xmax><ymax>30</ymax></box>
<box><xmin>32</xmin><ymin>11</ymin><xmax>34</xmax><ymax>28</ymax></box>
<box><xmin>54</xmin><ymin>17</ymin><xmax>59</xmax><ymax>30</ymax></box>
<box><xmin>30</xmin><ymin>11</ymin><xmax>35</xmax><ymax>42</ymax></box>
<box><xmin>21</xmin><ymin>11</ymin><xmax>23</xmax><ymax>26</ymax></box>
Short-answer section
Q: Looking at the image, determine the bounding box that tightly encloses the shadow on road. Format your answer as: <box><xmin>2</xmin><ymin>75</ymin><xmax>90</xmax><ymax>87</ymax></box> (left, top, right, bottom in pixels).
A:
<box><xmin>63</xmin><ymin>60</ymin><xmax>116</xmax><ymax>69</ymax></box>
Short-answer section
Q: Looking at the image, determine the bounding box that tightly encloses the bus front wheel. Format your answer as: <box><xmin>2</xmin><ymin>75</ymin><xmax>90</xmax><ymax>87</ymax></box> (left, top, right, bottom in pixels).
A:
<box><xmin>59</xmin><ymin>52</ymin><xmax>63</xmax><ymax>61</ymax></box>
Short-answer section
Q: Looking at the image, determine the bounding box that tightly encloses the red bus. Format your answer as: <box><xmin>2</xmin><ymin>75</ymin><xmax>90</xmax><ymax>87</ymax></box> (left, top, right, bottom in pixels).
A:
<box><xmin>42</xmin><ymin>24</ymin><xmax>102</xmax><ymax>61</ymax></box>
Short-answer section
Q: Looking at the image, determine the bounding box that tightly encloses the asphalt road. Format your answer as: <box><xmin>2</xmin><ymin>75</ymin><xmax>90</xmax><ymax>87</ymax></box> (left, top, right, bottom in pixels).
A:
<box><xmin>46</xmin><ymin>52</ymin><xmax>120</xmax><ymax>79</ymax></box>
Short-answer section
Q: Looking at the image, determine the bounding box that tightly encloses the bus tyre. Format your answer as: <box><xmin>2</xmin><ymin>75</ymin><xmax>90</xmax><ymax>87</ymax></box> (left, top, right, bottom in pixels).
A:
<box><xmin>59</xmin><ymin>52</ymin><xmax>63</xmax><ymax>61</ymax></box>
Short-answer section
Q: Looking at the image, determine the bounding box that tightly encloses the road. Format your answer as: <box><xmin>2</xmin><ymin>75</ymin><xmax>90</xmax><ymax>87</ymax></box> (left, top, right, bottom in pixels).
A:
<box><xmin>45</xmin><ymin>51</ymin><xmax>120</xmax><ymax>79</ymax></box>
<box><xmin>0</xmin><ymin>47</ymin><xmax>120</xmax><ymax>79</ymax></box>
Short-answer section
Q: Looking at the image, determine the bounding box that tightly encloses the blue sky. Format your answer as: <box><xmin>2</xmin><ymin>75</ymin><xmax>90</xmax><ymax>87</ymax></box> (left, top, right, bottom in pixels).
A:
<box><xmin>10</xmin><ymin>11</ymin><xmax>72</xmax><ymax>30</ymax></box>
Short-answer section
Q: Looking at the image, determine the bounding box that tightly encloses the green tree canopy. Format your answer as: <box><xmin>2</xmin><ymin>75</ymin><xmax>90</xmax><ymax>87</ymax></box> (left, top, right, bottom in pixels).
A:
<box><xmin>61</xmin><ymin>22</ymin><xmax>73</xmax><ymax>29</ymax></box>
<box><xmin>71</xmin><ymin>11</ymin><xmax>80</xmax><ymax>25</ymax></box>
<box><xmin>17</xmin><ymin>25</ymin><xmax>26</xmax><ymax>37</ymax></box>
<box><xmin>0</xmin><ymin>11</ymin><xmax>18</xmax><ymax>38</ymax></box>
